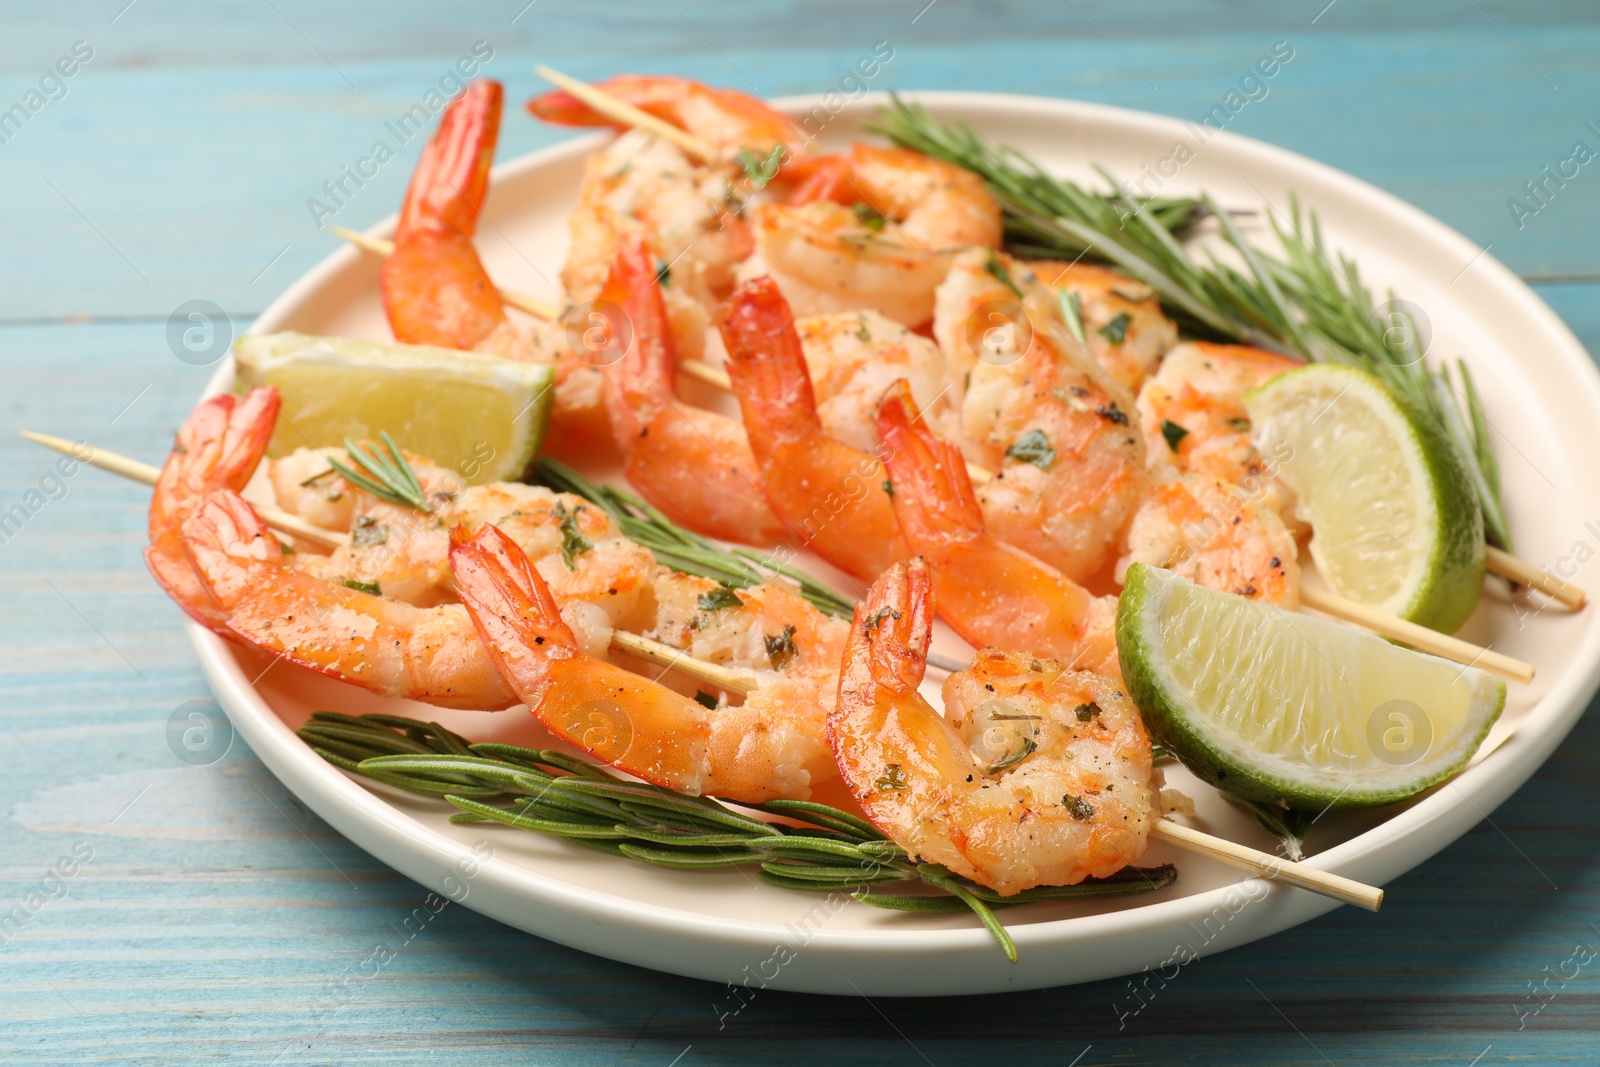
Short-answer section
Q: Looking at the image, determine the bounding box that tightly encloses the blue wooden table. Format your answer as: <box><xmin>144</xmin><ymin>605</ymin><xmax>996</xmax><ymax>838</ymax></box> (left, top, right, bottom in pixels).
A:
<box><xmin>4</xmin><ymin>2</ymin><xmax>1599</xmax><ymax>1062</ymax></box>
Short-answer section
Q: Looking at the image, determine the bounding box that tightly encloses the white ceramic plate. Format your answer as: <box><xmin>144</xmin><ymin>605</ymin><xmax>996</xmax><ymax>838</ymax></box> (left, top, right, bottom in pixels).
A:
<box><xmin>192</xmin><ymin>92</ymin><xmax>1600</xmax><ymax>996</ymax></box>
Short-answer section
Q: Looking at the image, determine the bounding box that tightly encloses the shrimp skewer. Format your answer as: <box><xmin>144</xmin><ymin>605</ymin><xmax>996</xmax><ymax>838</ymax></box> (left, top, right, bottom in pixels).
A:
<box><xmin>598</xmin><ymin>235</ymin><xmax>787</xmax><ymax>546</ymax></box>
<box><xmin>831</xmin><ymin>558</ymin><xmax>1159</xmax><ymax>895</ymax></box>
<box><xmin>145</xmin><ymin>388</ymin><xmax>280</xmax><ymax>634</ymax></box>
<box><xmin>451</xmin><ymin>522</ymin><xmax>842</xmax><ymax>801</ymax></box>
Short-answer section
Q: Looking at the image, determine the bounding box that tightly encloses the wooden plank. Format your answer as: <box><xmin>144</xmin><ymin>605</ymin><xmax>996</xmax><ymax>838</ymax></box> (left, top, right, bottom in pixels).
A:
<box><xmin>4</xmin><ymin>1</ymin><xmax>1600</xmax><ymax>1061</ymax></box>
<box><xmin>1</xmin><ymin>3</ymin><xmax>1599</xmax><ymax>319</ymax></box>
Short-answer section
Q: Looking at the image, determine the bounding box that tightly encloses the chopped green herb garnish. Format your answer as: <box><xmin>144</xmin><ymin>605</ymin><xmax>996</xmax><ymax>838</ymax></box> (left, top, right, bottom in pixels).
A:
<box><xmin>984</xmin><ymin>248</ymin><xmax>1023</xmax><ymax>298</ymax></box>
<box><xmin>853</xmin><ymin>202</ymin><xmax>887</xmax><ymax>231</ymax></box>
<box><xmin>864</xmin><ymin>607</ymin><xmax>902</xmax><ymax>632</ymax></box>
<box><xmin>697</xmin><ymin>586</ymin><xmax>745</xmax><ymax>612</ymax></box>
<box><xmin>350</xmin><ymin>515</ymin><xmax>389</xmax><ymax>548</ymax></box>
<box><xmin>278</xmin><ymin>540</ymin><xmax>297</xmax><ymax>555</ymax></box>
<box><xmin>875</xmin><ymin>763</ymin><xmax>909</xmax><ymax>791</ymax></box>
<box><xmin>855</xmin><ymin>318</ymin><xmax>872</xmax><ymax>342</ymax></box>
<box><xmin>553</xmin><ymin>501</ymin><xmax>593</xmax><ymax>571</ymax></box>
<box><xmin>1097</xmin><ymin>312</ymin><xmax>1131</xmax><ymax>345</ymax></box>
<box><xmin>763</xmin><ymin>624</ymin><xmax>799</xmax><ymax>670</ymax></box>
<box><xmin>341</xmin><ymin>579</ymin><xmax>382</xmax><ymax>596</ymax></box>
<box><xmin>1161</xmin><ymin>419</ymin><xmax>1190</xmax><ymax>452</ymax></box>
<box><xmin>694</xmin><ymin>690</ymin><xmax>719</xmax><ymax>710</ymax></box>
<box><xmin>1074</xmin><ymin>702</ymin><xmax>1101</xmax><ymax>722</ymax></box>
<box><xmin>654</xmin><ymin>259</ymin><xmax>672</xmax><ymax>287</ymax></box>
<box><xmin>1062</xmin><ymin>794</ymin><xmax>1095</xmax><ymax>820</ymax></box>
<box><xmin>1226</xmin><ymin>416</ymin><xmax>1252</xmax><ymax>431</ymax></box>
<box><xmin>737</xmin><ymin>144</ymin><xmax>784</xmax><ymax>189</ymax></box>
<box><xmin>882</xmin><ymin>479</ymin><xmax>894</xmax><ymax>496</ymax></box>
<box><xmin>1005</xmin><ymin>428</ymin><xmax>1055</xmax><ymax>470</ymax></box>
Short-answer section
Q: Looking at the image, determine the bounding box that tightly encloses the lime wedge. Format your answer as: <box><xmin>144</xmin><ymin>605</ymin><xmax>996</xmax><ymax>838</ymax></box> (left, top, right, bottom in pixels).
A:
<box><xmin>1117</xmin><ymin>563</ymin><xmax>1504</xmax><ymax>809</ymax></box>
<box><xmin>1245</xmin><ymin>364</ymin><xmax>1484</xmax><ymax>633</ymax></box>
<box><xmin>234</xmin><ymin>331</ymin><xmax>553</xmax><ymax>486</ymax></box>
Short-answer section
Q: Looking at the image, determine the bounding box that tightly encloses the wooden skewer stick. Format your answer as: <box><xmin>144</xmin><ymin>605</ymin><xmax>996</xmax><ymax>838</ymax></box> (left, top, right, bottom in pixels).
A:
<box><xmin>533</xmin><ymin>65</ymin><xmax>716</xmax><ymax>163</ymax></box>
<box><xmin>1484</xmin><ymin>545</ymin><xmax>1586</xmax><ymax>611</ymax></box>
<box><xmin>1298</xmin><ymin>586</ymin><xmax>1534</xmax><ymax>684</ymax></box>
<box><xmin>1149</xmin><ymin>819</ymin><xmax>1383</xmax><ymax>912</ymax></box>
<box><xmin>26</xmin><ymin>429</ymin><xmax>1385</xmax><ymax>910</ymax></box>
<box><xmin>20</xmin><ymin>431</ymin><xmax>346</xmax><ymax>549</ymax></box>
<box><xmin>19</xmin><ymin>432</ymin><xmax>758</xmax><ymax>696</ymax></box>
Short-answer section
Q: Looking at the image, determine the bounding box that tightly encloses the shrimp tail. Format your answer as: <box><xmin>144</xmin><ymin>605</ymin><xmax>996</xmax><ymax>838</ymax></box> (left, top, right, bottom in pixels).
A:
<box><xmin>453</xmin><ymin>522</ymin><xmax>716</xmax><ymax>794</ymax></box>
<box><xmin>449</xmin><ymin>522</ymin><xmax>577</xmax><ymax>706</ymax></box>
<box><xmin>837</xmin><ymin>558</ymin><xmax>935</xmax><ymax>708</ymax></box>
<box><xmin>874</xmin><ymin>379</ymin><xmax>984</xmax><ymax>547</ymax></box>
<box><xmin>145</xmin><ymin>388</ymin><xmax>279</xmax><ymax>633</ymax></box>
<box><xmin>381</xmin><ymin>80</ymin><xmax>516</xmax><ymax>355</ymax></box>
<box><xmin>181</xmin><ymin>489</ymin><xmax>285</xmax><ymax>600</ymax></box>
<box><xmin>719</xmin><ymin>275</ymin><xmax>824</xmax><ymax>453</ymax></box>
<box><xmin>595</xmin><ymin>234</ymin><xmax>676</xmax><ymax>441</ymax></box>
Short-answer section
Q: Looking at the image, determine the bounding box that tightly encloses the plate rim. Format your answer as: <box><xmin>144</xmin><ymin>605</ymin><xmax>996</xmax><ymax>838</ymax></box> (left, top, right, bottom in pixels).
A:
<box><xmin>191</xmin><ymin>89</ymin><xmax>1600</xmax><ymax>995</ymax></box>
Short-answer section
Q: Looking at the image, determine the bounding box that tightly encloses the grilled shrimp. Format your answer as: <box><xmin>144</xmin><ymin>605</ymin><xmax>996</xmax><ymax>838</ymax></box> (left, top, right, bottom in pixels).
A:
<box><xmin>934</xmin><ymin>248</ymin><xmax>1149</xmax><ymax>582</ymax></box>
<box><xmin>1136</xmin><ymin>341</ymin><xmax>1302</xmax><ymax>491</ymax></box>
<box><xmin>830</xmin><ymin>558</ymin><xmax>1159</xmax><ymax>895</ymax></box>
<box><xmin>145</xmin><ymin>388</ymin><xmax>279</xmax><ymax>634</ymax></box>
<box><xmin>378</xmin><ymin>79</ymin><xmax>608</xmax><ymax>454</ymax></box>
<box><xmin>1118</xmin><ymin>471</ymin><xmax>1301</xmax><ymax>607</ymax></box>
<box><xmin>750</xmin><ymin>143</ymin><xmax>1002</xmax><ymax>328</ymax></box>
<box><xmin>597</xmin><ymin>235</ymin><xmax>786</xmax><ymax>546</ymax></box>
<box><xmin>182</xmin><ymin>490</ymin><xmax>519</xmax><ymax>710</ymax></box>
<box><xmin>796</xmin><ymin>309</ymin><xmax>960</xmax><ymax>453</ymax></box>
<box><xmin>720</xmin><ymin>276</ymin><xmax>909</xmax><ymax>580</ymax></box>
<box><xmin>1021</xmin><ymin>260</ymin><xmax>1178</xmax><ymax>394</ymax></box>
<box><xmin>451</xmin><ymin>522</ymin><xmax>844</xmax><ymax>801</ymax></box>
<box><xmin>876</xmin><ymin>381</ymin><xmax>1121</xmax><ymax>681</ymax></box>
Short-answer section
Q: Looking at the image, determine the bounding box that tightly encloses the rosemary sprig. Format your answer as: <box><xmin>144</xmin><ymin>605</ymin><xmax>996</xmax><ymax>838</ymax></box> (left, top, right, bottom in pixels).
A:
<box><xmin>871</xmin><ymin>97</ymin><xmax>1511</xmax><ymax>549</ymax></box>
<box><xmin>299</xmin><ymin>712</ymin><xmax>1178</xmax><ymax>961</ymax></box>
<box><xmin>326</xmin><ymin>431</ymin><xmax>431</xmax><ymax>512</ymax></box>
<box><xmin>533</xmin><ymin>458</ymin><xmax>855</xmax><ymax>619</ymax></box>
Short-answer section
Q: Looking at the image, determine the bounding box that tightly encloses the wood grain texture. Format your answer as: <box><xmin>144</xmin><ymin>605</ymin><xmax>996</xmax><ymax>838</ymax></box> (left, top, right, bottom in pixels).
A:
<box><xmin>2</xmin><ymin>1</ymin><xmax>1599</xmax><ymax>1063</ymax></box>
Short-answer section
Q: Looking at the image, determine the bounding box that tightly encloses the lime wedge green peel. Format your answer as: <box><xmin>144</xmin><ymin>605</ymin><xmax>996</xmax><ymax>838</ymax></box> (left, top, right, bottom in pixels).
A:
<box><xmin>1245</xmin><ymin>363</ymin><xmax>1484</xmax><ymax>634</ymax></box>
<box><xmin>233</xmin><ymin>331</ymin><xmax>553</xmax><ymax>486</ymax></box>
<box><xmin>1118</xmin><ymin>563</ymin><xmax>1505</xmax><ymax>811</ymax></box>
